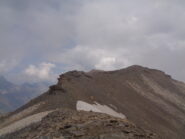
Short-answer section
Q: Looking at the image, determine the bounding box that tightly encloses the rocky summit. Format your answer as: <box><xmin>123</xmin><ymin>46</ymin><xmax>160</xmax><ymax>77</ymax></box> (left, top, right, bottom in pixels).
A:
<box><xmin>0</xmin><ymin>65</ymin><xmax>185</xmax><ymax>139</ymax></box>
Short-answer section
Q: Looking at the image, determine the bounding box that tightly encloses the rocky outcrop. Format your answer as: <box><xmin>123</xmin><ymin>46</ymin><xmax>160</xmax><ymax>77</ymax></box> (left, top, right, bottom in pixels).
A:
<box><xmin>2</xmin><ymin>109</ymin><xmax>158</xmax><ymax>139</ymax></box>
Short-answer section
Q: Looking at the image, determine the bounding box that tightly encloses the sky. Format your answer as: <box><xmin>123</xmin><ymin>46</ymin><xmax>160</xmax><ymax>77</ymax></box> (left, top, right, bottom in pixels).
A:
<box><xmin>0</xmin><ymin>0</ymin><xmax>185</xmax><ymax>83</ymax></box>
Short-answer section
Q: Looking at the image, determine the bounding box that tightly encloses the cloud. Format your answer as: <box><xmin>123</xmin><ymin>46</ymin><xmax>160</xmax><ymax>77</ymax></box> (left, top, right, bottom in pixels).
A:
<box><xmin>0</xmin><ymin>0</ymin><xmax>185</xmax><ymax>82</ymax></box>
<box><xmin>95</xmin><ymin>57</ymin><xmax>116</xmax><ymax>70</ymax></box>
<box><xmin>49</xmin><ymin>45</ymin><xmax>130</xmax><ymax>71</ymax></box>
<box><xmin>24</xmin><ymin>62</ymin><xmax>56</xmax><ymax>81</ymax></box>
<box><xmin>0</xmin><ymin>59</ymin><xmax>18</xmax><ymax>73</ymax></box>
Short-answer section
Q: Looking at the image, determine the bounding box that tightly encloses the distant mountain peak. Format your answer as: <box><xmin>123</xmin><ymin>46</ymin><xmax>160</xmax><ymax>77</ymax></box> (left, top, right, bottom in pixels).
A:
<box><xmin>0</xmin><ymin>75</ymin><xmax>7</xmax><ymax>81</ymax></box>
<box><xmin>0</xmin><ymin>76</ymin><xmax>14</xmax><ymax>90</ymax></box>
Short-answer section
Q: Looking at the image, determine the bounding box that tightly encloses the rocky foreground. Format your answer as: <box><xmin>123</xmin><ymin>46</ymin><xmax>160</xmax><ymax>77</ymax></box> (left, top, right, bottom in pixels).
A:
<box><xmin>2</xmin><ymin>109</ymin><xmax>157</xmax><ymax>139</ymax></box>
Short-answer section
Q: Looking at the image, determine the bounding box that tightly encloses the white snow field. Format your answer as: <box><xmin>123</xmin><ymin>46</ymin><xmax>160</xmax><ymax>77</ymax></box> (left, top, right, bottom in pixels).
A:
<box><xmin>76</xmin><ymin>100</ymin><xmax>126</xmax><ymax>119</ymax></box>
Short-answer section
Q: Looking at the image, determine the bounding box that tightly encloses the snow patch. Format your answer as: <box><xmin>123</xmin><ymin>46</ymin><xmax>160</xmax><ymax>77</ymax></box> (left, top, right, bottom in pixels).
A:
<box><xmin>76</xmin><ymin>101</ymin><xmax>126</xmax><ymax>119</ymax></box>
<box><xmin>0</xmin><ymin>111</ymin><xmax>52</xmax><ymax>136</ymax></box>
<box><xmin>0</xmin><ymin>102</ymin><xmax>44</xmax><ymax>129</ymax></box>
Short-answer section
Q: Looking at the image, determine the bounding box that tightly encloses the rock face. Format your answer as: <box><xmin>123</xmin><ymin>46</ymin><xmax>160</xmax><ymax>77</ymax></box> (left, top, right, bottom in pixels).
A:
<box><xmin>2</xmin><ymin>109</ymin><xmax>158</xmax><ymax>139</ymax></box>
<box><xmin>1</xmin><ymin>65</ymin><xmax>185</xmax><ymax>139</ymax></box>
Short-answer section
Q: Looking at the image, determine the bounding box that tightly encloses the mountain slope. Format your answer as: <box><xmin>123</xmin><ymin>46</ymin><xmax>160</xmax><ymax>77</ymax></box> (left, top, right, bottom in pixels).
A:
<box><xmin>0</xmin><ymin>65</ymin><xmax>185</xmax><ymax>139</ymax></box>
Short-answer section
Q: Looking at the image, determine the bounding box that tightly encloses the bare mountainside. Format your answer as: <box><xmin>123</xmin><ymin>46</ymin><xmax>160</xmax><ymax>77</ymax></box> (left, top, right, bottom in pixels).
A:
<box><xmin>0</xmin><ymin>65</ymin><xmax>185</xmax><ymax>139</ymax></box>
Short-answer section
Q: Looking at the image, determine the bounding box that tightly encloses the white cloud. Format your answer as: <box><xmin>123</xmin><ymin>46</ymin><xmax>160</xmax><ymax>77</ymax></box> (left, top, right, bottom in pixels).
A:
<box><xmin>0</xmin><ymin>59</ymin><xmax>18</xmax><ymax>73</ymax></box>
<box><xmin>24</xmin><ymin>62</ymin><xmax>56</xmax><ymax>81</ymax></box>
<box><xmin>95</xmin><ymin>57</ymin><xmax>116</xmax><ymax>70</ymax></box>
<box><xmin>50</xmin><ymin>45</ymin><xmax>131</xmax><ymax>71</ymax></box>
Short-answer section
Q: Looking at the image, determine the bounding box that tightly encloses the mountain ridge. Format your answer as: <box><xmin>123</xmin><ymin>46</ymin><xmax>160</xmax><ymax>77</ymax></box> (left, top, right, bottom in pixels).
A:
<box><xmin>0</xmin><ymin>65</ymin><xmax>185</xmax><ymax>139</ymax></box>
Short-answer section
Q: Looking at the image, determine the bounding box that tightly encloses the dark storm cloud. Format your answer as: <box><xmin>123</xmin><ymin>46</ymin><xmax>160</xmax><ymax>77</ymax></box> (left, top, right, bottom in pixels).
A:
<box><xmin>0</xmin><ymin>0</ymin><xmax>185</xmax><ymax>82</ymax></box>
